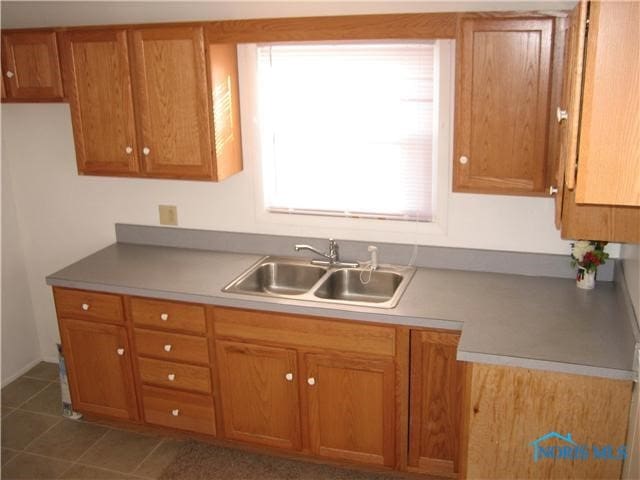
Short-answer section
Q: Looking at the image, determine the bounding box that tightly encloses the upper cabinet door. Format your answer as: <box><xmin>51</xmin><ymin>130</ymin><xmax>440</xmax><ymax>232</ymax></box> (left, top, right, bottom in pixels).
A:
<box><xmin>575</xmin><ymin>1</ymin><xmax>640</xmax><ymax>206</ymax></box>
<box><xmin>131</xmin><ymin>26</ymin><xmax>215</xmax><ymax>179</ymax></box>
<box><xmin>2</xmin><ymin>30</ymin><xmax>64</xmax><ymax>101</ymax></box>
<box><xmin>60</xmin><ymin>29</ymin><xmax>139</xmax><ymax>175</ymax></box>
<box><xmin>454</xmin><ymin>17</ymin><xmax>554</xmax><ymax>195</ymax></box>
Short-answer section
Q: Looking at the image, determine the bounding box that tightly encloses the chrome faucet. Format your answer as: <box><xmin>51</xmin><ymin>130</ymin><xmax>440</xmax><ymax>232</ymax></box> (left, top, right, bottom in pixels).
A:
<box><xmin>294</xmin><ymin>238</ymin><xmax>359</xmax><ymax>268</ymax></box>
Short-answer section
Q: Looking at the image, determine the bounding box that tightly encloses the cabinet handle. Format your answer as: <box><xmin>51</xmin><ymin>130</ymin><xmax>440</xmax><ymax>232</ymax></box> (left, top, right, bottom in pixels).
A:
<box><xmin>171</xmin><ymin>409</ymin><xmax>180</xmax><ymax>417</ymax></box>
<box><xmin>164</xmin><ymin>344</ymin><xmax>172</xmax><ymax>352</ymax></box>
<box><xmin>81</xmin><ymin>303</ymin><xmax>90</xmax><ymax>311</ymax></box>
<box><xmin>125</xmin><ymin>146</ymin><xmax>133</xmax><ymax>154</ymax></box>
<box><xmin>285</xmin><ymin>372</ymin><xmax>293</xmax><ymax>382</ymax></box>
<box><xmin>142</xmin><ymin>147</ymin><xmax>151</xmax><ymax>156</ymax></box>
<box><xmin>307</xmin><ymin>377</ymin><xmax>315</xmax><ymax>386</ymax></box>
<box><xmin>549</xmin><ymin>186</ymin><xmax>559</xmax><ymax>196</ymax></box>
<box><xmin>5</xmin><ymin>71</ymin><xmax>14</xmax><ymax>78</ymax></box>
<box><xmin>160</xmin><ymin>313</ymin><xmax>169</xmax><ymax>321</ymax></box>
<box><xmin>116</xmin><ymin>348</ymin><xmax>125</xmax><ymax>356</ymax></box>
<box><xmin>556</xmin><ymin>107</ymin><xmax>569</xmax><ymax>123</ymax></box>
<box><xmin>167</xmin><ymin>373</ymin><xmax>176</xmax><ymax>381</ymax></box>
<box><xmin>459</xmin><ymin>155</ymin><xmax>469</xmax><ymax>165</ymax></box>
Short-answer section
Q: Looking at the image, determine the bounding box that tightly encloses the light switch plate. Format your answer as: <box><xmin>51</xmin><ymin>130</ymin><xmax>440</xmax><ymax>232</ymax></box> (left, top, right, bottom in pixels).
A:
<box><xmin>159</xmin><ymin>205</ymin><xmax>178</xmax><ymax>226</ymax></box>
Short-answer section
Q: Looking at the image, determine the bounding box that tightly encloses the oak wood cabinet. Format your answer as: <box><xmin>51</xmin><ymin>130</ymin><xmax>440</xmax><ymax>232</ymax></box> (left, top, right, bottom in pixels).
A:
<box><xmin>1</xmin><ymin>30</ymin><xmax>65</xmax><ymax>101</ymax></box>
<box><xmin>454</xmin><ymin>16</ymin><xmax>555</xmax><ymax>195</ymax></box>
<box><xmin>408</xmin><ymin>330</ymin><xmax>466</xmax><ymax>478</ymax></box>
<box><xmin>59</xmin><ymin>26</ymin><xmax>243</xmax><ymax>181</ymax></box>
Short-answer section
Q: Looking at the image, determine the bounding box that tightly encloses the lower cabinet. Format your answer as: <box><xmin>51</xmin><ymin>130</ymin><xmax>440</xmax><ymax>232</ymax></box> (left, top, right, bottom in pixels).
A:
<box><xmin>59</xmin><ymin>318</ymin><xmax>139</xmax><ymax>420</ymax></box>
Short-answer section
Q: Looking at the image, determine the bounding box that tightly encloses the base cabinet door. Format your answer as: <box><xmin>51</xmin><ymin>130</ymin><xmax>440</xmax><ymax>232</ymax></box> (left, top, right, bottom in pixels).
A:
<box><xmin>59</xmin><ymin>318</ymin><xmax>138</xmax><ymax>420</ymax></box>
<box><xmin>408</xmin><ymin>330</ymin><xmax>465</xmax><ymax>477</ymax></box>
<box><xmin>304</xmin><ymin>353</ymin><xmax>395</xmax><ymax>467</ymax></box>
<box><xmin>216</xmin><ymin>340</ymin><xmax>301</xmax><ymax>450</ymax></box>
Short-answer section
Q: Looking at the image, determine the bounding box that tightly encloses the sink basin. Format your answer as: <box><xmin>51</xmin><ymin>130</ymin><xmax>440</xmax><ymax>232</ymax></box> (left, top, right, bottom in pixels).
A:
<box><xmin>314</xmin><ymin>269</ymin><xmax>403</xmax><ymax>303</ymax></box>
<box><xmin>226</xmin><ymin>260</ymin><xmax>327</xmax><ymax>296</ymax></box>
<box><xmin>224</xmin><ymin>256</ymin><xmax>415</xmax><ymax>309</ymax></box>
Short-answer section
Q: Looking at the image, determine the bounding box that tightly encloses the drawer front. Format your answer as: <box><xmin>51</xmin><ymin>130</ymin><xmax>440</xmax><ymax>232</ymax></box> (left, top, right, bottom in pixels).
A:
<box><xmin>213</xmin><ymin>307</ymin><xmax>396</xmax><ymax>357</ymax></box>
<box><xmin>142</xmin><ymin>385</ymin><xmax>216</xmax><ymax>436</ymax></box>
<box><xmin>138</xmin><ymin>357</ymin><xmax>211</xmax><ymax>394</ymax></box>
<box><xmin>54</xmin><ymin>287</ymin><xmax>124</xmax><ymax>324</ymax></box>
<box><xmin>130</xmin><ymin>298</ymin><xmax>206</xmax><ymax>334</ymax></box>
<box><xmin>134</xmin><ymin>328</ymin><xmax>210</xmax><ymax>365</ymax></box>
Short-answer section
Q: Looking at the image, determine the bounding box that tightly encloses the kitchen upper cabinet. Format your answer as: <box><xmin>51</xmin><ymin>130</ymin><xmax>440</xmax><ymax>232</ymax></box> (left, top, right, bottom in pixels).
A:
<box><xmin>408</xmin><ymin>330</ymin><xmax>466</xmax><ymax>478</ymax></box>
<box><xmin>454</xmin><ymin>17</ymin><xmax>554</xmax><ymax>195</ymax></box>
<box><xmin>1</xmin><ymin>30</ymin><xmax>64</xmax><ymax>101</ymax></box>
<box><xmin>60</xmin><ymin>29</ymin><xmax>140</xmax><ymax>176</ymax></box>
<box><xmin>305</xmin><ymin>352</ymin><xmax>395</xmax><ymax>467</ymax></box>
<box><xmin>574</xmin><ymin>1</ymin><xmax>639</xmax><ymax>206</ymax></box>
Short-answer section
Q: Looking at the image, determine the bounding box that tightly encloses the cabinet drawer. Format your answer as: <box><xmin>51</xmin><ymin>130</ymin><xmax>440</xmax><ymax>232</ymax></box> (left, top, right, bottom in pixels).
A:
<box><xmin>130</xmin><ymin>298</ymin><xmax>206</xmax><ymax>334</ymax></box>
<box><xmin>142</xmin><ymin>385</ymin><xmax>216</xmax><ymax>436</ymax></box>
<box><xmin>213</xmin><ymin>307</ymin><xmax>396</xmax><ymax>357</ymax></box>
<box><xmin>138</xmin><ymin>357</ymin><xmax>211</xmax><ymax>394</ymax></box>
<box><xmin>54</xmin><ymin>287</ymin><xmax>124</xmax><ymax>324</ymax></box>
<box><xmin>134</xmin><ymin>328</ymin><xmax>210</xmax><ymax>365</ymax></box>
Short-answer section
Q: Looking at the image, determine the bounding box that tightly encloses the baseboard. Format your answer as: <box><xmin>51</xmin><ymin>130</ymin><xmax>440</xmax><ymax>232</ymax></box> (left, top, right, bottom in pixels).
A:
<box><xmin>1</xmin><ymin>357</ymin><xmax>48</xmax><ymax>387</ymax></box>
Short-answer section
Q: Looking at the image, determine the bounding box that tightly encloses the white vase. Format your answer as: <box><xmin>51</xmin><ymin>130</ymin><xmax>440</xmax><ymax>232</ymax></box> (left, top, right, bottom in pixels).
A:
<box><xmin>576</xmin><ymin>269</ymin><xmax>596</xmax><ymax>290</ymax></box>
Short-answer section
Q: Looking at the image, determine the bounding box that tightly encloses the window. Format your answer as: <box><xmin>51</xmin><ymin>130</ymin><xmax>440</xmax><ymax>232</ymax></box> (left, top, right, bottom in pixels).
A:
<box><xmin>255</xmin><ymin>41</ymin><xmax>439</xmax><ymax>222</ymax></box>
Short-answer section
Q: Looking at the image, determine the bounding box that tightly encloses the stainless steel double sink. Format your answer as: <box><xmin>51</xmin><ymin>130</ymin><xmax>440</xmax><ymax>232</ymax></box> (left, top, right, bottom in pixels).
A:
<box><xmin>223</xmin><ymin>256</ymin><xmax>415</xmax><ymax>309</ymax></box>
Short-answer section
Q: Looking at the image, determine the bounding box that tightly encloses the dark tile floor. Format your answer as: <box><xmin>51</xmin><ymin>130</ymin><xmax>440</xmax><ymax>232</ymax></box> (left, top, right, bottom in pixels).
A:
<box><xmin>1</xmin><ymin>362</ymin><xmax>185</xmax><ymax>480</ymax></box>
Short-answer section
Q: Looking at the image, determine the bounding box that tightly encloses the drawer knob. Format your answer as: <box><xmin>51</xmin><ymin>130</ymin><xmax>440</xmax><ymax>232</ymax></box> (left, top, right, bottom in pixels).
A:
<box><xmin>116</xmin><ymin>348</ymin><xmax>125</xmax><ymax>356</ymax></box>
<box><xmin>549</xmin><ymin>186</ymin><xmax>559</xmax><ymax>196</ymax></box>
<box><xmin>143</xmin><ymin>147</ymin><xmax>151</xmax><ymax>156</ymax></box>
<box><xmin>459</xmin><ymin>155</ymin><xmax>469</xmax><ymax>165</ymax></box>
<box><xmin>557</xmin><ymin>107</ymin><xmax>569</xmax><ymax>123</ymax></box>
<box><xmin>125</xmin><ymin>146</ymin><xmax>133</xmax><ymax>154</ymax></box>
<box><xmin>5</xmin><ymin>71</ymin><xmax>14</xmax><ymax>78</ymax></box>
<box><xmin>167</xmin><ymin>373</ymin><xmax>176</xmax><ymax>381</ymax></box>
<box><xmin>160</xmin><ymin>313</ymin><xmax>169</xmax><ymax>321</ymax></box>
<box><xmin>163</xmin><ymin>344</ymin><xmax>172</xmax><ymax>352</ymax></box>
<box><xmin>285</xmin><ymin>372</ymin><xmax>293</xmax><ymax>382</ymax></box>
<box><xmin>307</xmin><ymin>377</ymin><xmax>315</xmax><ymax>386</ymax></box>
<box><xmin>171</xmin><ymin>409</ymin><xmax>180</xmax><ymax>417</ymax></box>
<box><xmin>81</xmin><ymin>303</ymin><xmax>90</xmax><ymax>311</ymax></box>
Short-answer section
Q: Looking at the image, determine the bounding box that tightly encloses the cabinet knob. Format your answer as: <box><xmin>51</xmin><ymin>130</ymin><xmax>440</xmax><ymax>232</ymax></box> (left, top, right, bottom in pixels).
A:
<box><xmin>167</xmin><ymin>373</ymin><xmax>176</xmax><ymax>381</ymax></box>
<box><xmin>164</xmin><ymin>344</ymin><xmax>172</xmax><ymax>352</ymax></box>
<box><xmin>171</xmin><ymin>409</ymin><xmax>180</xmax><ymax>417</ymax></box>
<box><xmin>116</xmin><ymin>348</ymin><xmax>125</xmax><ymax>356</ymax></box>
<box><xmin>160</xmin><ymin>313</ymin><xmax>169</xmax><ymax>321</ymax></box>
<box><xmin>557</xmin><ymin>107</ymin><xmax>569</xmax><ymax>123</ymax></box>
<box><xmin>81</xmin><ymin>303</ymin><xmax>90</xmax><ymax>311</ymax></box>
<box><xmin>5</xmin><ymin>71</ymin><xmax>14</xmax><ymax>78</ymax></box>
<box><xmin>459</xmin><ymin>155</ymin><xmax>469</xmax><ymax>165</ymax></box>
<box><xmin>285</xmin><ymin>372</ymin><xmax>293</xmax><ymax>382</ymax></box>
<box><xmin>125</xmin><ymin>146</ymin><xmax>133</xmax><ymax>154</ymax></box>
<box><xmin>142</xmin><ymin>147</ymin><xmax>151</xmax><ymax>156</ymax></box>
<box><xmin>307</xmin><ymin>377</ymin><xmax>316</xmax><ymax>386</ymax></box>
<box><xmin>549</xmin><ymin>186</ymin><xmax>559</xmax><ymax>196</ymax></box>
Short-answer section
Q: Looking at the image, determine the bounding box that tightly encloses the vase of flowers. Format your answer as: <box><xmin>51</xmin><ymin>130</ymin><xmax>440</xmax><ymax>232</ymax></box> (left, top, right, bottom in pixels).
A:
<box><xmin>570</xmin><ymin>240</ymin><xmax>609</xmax><ymax>290</ymax></box>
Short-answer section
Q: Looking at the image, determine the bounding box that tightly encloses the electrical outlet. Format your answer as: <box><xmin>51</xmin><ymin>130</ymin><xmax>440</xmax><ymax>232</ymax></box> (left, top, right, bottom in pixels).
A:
<box><xmin>159</xmin><ymin>205</ymin><xmax>178</xmax><ymax>226</ymax></box>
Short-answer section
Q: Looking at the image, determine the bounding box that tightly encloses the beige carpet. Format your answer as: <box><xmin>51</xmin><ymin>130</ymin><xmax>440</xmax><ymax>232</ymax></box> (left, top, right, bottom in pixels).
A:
<box><xmin>159</xmin><ymin>441</ymin><xmax>406</xmax><ymax>480</ymax></box>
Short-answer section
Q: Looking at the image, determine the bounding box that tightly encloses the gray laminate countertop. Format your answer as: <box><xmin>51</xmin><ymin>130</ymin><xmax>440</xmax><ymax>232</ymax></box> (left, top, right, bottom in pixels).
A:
<box><xmin>46</xmin><ymin>243</ymin><xmax>638</xmax><ymax>381</ymax></box>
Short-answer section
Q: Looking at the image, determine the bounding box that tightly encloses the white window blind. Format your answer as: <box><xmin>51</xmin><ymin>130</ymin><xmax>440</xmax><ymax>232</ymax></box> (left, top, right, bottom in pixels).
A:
<box><xmin>257</xmin><ymin>41</ymin><xmax>436</xmax><ymax>221</ymax></box>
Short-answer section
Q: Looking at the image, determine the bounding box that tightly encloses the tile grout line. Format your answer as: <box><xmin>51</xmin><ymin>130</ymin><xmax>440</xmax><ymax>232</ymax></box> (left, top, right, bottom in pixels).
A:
<box><xmin>18</xmin><ymin>415</ymin><xmax>64</xmax><ymax>453</ymax></box>
<box><xmin>7</xmin><ymin>380</ymin><xmax>55</xmax><ymax>410</ymax></box>
<box><xmin>130</xmin><ymin>437</ymin><xmax>167</xmax><ymax>477</ymax></box>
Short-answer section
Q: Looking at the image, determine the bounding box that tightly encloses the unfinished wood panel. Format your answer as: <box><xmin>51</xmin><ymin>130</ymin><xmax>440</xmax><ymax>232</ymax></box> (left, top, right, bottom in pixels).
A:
<box><xmin>134</xmin><ymin>328</ymin><xmax>210</xmax><ymax>365</ymax></box>
<box><xmin>408</xmin><ymin>330</ymin><xmax>465</xmax><ymax>478</ymax></box>
<box><xmin>60</xmin><ymin>29</ymin><xmax>139</xmax><ymax>175</ymax></box>
<box><xmin>465</xmin><ymin>363</ymin><xmax>632</xmax><ymax>479</ymax></box>
<box><xmin>216</xmin><ymin>340</ymin><xmax>302</xmax><ymax>451</ymax></box>
<box><xmin>59</xmin><ymin>318</ymin><xmax>138</xmax><ymax>421</ymax></box>
<box><xmin>141</xmin><ymin>385</ymin><xmax>216</xmax><ymax>436</ymax></box>
<box><xmin>129</xmin><ymin>297</ymin><xmax>206</xmax><ymax>334</ymax></box>
<box><xmin>131</xmin><ymin>26</ymin><xmax>215</xmax><ymax>179</ymax></box>
<box><xmin>137</xmin><ymin>357</ymin><xmax>212</xmax><ymax>394</ymax></box>
<box><xmin>53</xmin><ymin>287</ymin><xmax>124</xmax><ymax>325</ymax></box>
<box><xmin>206</xmin><ymin>13</ymin><xmax>457</xmax><ymax>43</ymax></box>
<box><xmin>305</xmin><ymin>353</ymin><xmax>395</xmax><ymax>467</ymax></box>
<box><xmin>454</xmin><ymin>17</ymin><xmax>553</xmax><ymax>195</ymax></box>
<box><xmin>207</xmin><ymin>43</ymin><xmax>243</xmax><ymax>180</ymax></box>
<box><xmin>213</xmin><ymin>307</ymin><xmax>395</xmax><ymax>357</ymax></box>
<box><xmin>575</xmin><ymin>1</ymin><xmax>640</xmax><ymax>206</ymax></box>
<box><xmin>1</xmin><ymin>30</ymin><xmax>64</xmax><ymax>100</ymax></box>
